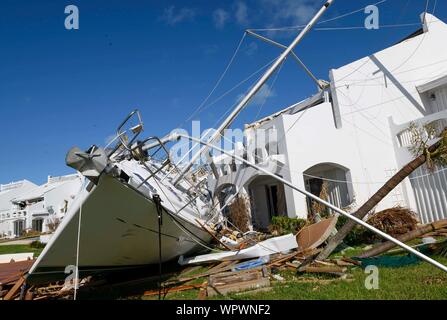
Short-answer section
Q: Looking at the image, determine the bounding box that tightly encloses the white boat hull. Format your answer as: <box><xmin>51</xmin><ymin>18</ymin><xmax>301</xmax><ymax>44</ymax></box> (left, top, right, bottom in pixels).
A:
<box><xmin>27</xmin><ymin>174</ymin><xmax>212</xmax><ymax>284</ymax></box>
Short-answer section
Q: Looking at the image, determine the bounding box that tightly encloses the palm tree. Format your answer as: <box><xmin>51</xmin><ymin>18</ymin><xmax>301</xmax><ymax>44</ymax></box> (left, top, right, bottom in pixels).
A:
<box><xmin>313</xmin><ymin>124</ymin><xmax>447</xmax><ymax>261</ymax></box>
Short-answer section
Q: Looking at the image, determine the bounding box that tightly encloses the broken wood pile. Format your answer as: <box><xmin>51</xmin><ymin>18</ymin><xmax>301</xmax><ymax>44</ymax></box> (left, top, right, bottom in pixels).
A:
<box><xmin>0</xmin><ymin>259</ymin><xmax>35</xmax><ymax>301</ymax></box>
<box><xmin>139</xmin><ymin>247</ymin><xmax>361</xmax><ymax>299</ymax></box>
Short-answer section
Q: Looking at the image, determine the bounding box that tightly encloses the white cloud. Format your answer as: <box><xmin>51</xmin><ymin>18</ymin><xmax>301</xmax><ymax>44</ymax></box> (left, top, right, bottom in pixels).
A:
<box><xmin>213</xmin><ymin>8</ymin><xmax>230</xmax><ymax>29</ymax></box>
<box><xmin>161</xmin><ymin>6</ymin><xmax>196</xmax><ymax>26</ymax></box>
<box><xmin>245</xmin><ymin>42</ymin><xmax>258</xmax><ymax>56</ymax></box>
<box><xmin>235</xmin><ymin>2</ymin><xmax>249</xmax><ymax>26</ymax></box>
<box><xmin>261</xmin><ymin>0</ymin><xmax>319</xmax><ymax>27</ymax></box>
<box><xmin>237</xmin><ymin>84</ymin><xmax>276</xmax><ymax>106</ymax></box>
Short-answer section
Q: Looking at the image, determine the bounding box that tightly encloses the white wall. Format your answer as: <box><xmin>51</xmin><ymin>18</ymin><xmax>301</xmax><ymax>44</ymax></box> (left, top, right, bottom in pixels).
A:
<box><xmin>258</xmin><ymin>14</ymin><xmax>447</xmax><ymax>219</ymax></box>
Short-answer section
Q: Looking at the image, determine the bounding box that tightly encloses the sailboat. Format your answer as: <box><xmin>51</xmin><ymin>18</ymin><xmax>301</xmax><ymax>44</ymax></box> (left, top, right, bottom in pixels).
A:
<box><xmin>27</xmin><ymin>1</ymin><xmax>338</xmax><ymax>284</ymax></box>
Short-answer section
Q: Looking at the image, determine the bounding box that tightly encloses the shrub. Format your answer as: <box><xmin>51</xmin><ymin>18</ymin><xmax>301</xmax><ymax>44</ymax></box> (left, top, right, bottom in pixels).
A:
<box><xmin>335</xmin><ymin>215</ymin><xmax>375</xmax><ymax>246</ymax></box>
<box><xmin>269</xmin><ymin>216</ymin><xmax>307</xmax><ymax>235</ymax></box>
<box><xmin>29</xmin><ymin>240</ymin><xmax>46</xmax><ymax>249</ymax></box>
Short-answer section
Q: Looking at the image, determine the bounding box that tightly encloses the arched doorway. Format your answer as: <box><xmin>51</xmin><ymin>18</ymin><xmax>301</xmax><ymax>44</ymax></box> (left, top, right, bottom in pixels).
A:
<box><xmin>303</xmin><ymin>163</ymin><xmax>354</xmax><ymax>217</ymax></box>
<box><xmin>248</xmin><ymin>175</ymin><xmax>287</xmax><ymax>231</ymax></box>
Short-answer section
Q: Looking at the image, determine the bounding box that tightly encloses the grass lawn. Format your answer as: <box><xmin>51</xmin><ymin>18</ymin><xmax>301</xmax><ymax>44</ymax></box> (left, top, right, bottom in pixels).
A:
<box><xmin>0</xmin><ymin>244</ymin><xmax>44</xmax><ymax>257</ymax></box>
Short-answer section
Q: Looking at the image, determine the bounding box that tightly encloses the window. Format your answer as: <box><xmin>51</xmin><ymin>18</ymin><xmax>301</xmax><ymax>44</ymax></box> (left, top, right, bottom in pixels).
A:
<box><xmin>418</xmin><ymin>76</ymin><xmax>447</xmax><ymax>114</ymax></box>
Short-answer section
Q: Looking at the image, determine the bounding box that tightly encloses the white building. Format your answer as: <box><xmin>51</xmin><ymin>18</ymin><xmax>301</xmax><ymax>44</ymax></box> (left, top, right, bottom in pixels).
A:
<box><xmin>0</xmin><ymin>174</ymin><xmax>83</xmax><ymax>238</ymax></box>
<box><xmin>208</xmin><ymin>13</ymin><xmax>447</xmax><ymax>230</ymax></box>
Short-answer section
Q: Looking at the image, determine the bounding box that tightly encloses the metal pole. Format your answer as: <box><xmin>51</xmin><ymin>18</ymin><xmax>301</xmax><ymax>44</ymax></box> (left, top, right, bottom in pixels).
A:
<box><xmin>179</xmin><ymin>134</ymin><xmax>447</xmax><ymax>273</ymax></box>
<box><xmin>173</xmin><ymin>0</ymin><xmax>335</xmax><ymax>186</ymax></box>
<box><xmin>246</xmin><ymin>30</ymin><xmax>323</xmax><ymax>89</ymax></box>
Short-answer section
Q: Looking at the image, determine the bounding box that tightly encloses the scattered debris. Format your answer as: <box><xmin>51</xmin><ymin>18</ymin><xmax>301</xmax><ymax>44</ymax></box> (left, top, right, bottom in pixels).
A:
<box><xmin>180</xmin><ymin>234</ymin><xmax>298</xmax><ymax>265</ymax></box>
<box><xmin>299</xmin><ymin>265</ymin><xmax>347</xmax><ymax>276</ymax></box>
<box><xmin>144</xmin><ymin>284</ymin><xmax>206</xmax><ymax>297</ymax></box>
<box><xmin>3</xmin><ymin>276</ymin><xmax>26</xmax><ymax>300</ymax></box>
<box><xmin>271</xmin><ymin>274</ymin><xmax>285</xmax><ymax>282</ymax></box>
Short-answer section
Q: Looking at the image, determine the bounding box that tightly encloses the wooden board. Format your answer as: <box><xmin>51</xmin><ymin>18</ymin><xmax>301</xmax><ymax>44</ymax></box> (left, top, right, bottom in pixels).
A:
<box><xmin>4</xmin><ymin>276</ymin><xmax>25</xmax><ymax>300</ymax></box>
<box><xmin>296</xmin><ymin>217</ymin><xmax>338</xmax><ymax>251</ymax></box>
<box><xmin>143</xmin><ymin>284</ymin><xmax>205</xmax><ymax>297</ymax></box>
<box><xmin>207</xmin><ymin>269</ymin><xmax>270</xmax><ymax>297</ymax></box>
<box><xmin>300</xmin><ymin>265</ymin><xmax>347</xmax><ymax>274</ymax></box>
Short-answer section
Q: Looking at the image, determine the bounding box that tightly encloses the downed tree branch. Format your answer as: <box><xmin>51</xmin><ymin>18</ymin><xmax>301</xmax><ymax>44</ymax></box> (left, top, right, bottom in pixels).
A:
<box><xmin>359</xmin><ymin>219</ymin><xmax>447</xmax><ymax>258</ymax></box>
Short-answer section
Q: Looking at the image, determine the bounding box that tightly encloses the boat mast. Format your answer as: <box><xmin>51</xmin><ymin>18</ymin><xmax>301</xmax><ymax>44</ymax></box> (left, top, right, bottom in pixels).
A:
<box><xmin>173</xmin><ymin>0</ymin><xmax>334</xmax><ymax>186</ymax></box>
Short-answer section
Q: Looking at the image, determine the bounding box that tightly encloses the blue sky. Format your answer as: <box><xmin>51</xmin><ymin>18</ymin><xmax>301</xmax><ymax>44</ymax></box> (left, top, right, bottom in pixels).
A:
<box><xmin>0</xmin><ymin>0</ymin><xmax>445</xmax><ymax>184</ymax></box>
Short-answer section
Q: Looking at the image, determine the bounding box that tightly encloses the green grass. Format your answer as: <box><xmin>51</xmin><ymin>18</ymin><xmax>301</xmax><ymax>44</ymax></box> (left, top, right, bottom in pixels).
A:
<box><xmin>0</xmin><ymin>244</ymin><xmax>44</xmax><ymax>257</ymax></box>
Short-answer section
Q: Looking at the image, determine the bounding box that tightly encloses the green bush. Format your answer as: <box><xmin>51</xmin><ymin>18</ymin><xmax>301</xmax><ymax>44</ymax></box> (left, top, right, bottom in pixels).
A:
<box><xmin>269</xmin><ymin>216</ymin><xmax>307</xmax><ymax>235</ymax></box>
<box><xmin>29</xmin><ymin>240</ymin><xmax>46</xmax><ymax>249</ymax></box>
<box><xmin>335</xmin><ymin>215</ymin><xmax>375</xmax><ymax>246</ymax></box>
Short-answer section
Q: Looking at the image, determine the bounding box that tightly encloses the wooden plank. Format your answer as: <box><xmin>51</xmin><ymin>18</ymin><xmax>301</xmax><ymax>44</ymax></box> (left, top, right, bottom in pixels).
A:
<box><xmin>314</xmin><ymin>260</ymin><xmax>337</xmax><ymax>267</ymax></box>
<box><xmin>207</xmin><ymin>277</ymin><xmax>270</xmax><ymax>297</ymax></box>
<box><xmin>4</xmin><ymin>276</ymin><xmax>25</xmax><ymax>301</ymax></box>
<box><xmin>143</xmin><ymin>284</ymin><xmax>205</xmax><ymax>297</ymax></box>
<box><xmin>25</xmin><ymin>289</ymin><xmax>34</xmax><ymax>301</ymax></box>
<box><xmin>300</xmin><ymin>265</ymin><xmax>347</xmax><ymax>274</ymax></box>
<box><xmin>210</xmin><ymin>270</ymin><xmax>263</xmax><ymax>286</ymax></box>
<box><xmin>207</xmin><ymin>261</ymin><xmax>233</xmax><ymax>273</ymax></box>
<box><xmin>197</xmin><ymin>281</ymin><xmax>208</xmax><ymax>300</ymax></box>
<box><xmin>331</xmin><ymin>259</ymin><xmax>357</xmax><ymax>267</ymax></box>
<box><xmin>340</xmin><ymin>257</ymin><xmax>362</xmax><ymax>266</ymax></box>
<box><xmin>285</xmin><ymin>262</ymin><xmax>299</xmax><ymax>269</ymax></box>
<box><xmin>165</xmin><ymin>260</ymin><xmax>241</xmax><ymax>285</ymax></box>
<box><xmin>268</xmin><ymin>252</ymin><xmax>297</xmax><ymax>267</ymax></box>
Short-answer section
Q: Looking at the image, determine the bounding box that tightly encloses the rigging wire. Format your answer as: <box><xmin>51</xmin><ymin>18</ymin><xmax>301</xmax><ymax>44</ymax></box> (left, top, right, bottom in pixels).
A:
<box><xmin>73</xmin><ymin>196</ymin><xmax>83</xmax><ymax>301</ymax></box>
<box><xmin>249</xmin><ymin>0</ymin><xmax>389</xmax><ymax>32</ymax></box>
<box><xmin>178</xmin><ymin>33</ymin><xmax>247</xmax><ymax>129</ymax></box>
<box><xmin>162</xmin><ymin>56</ymin><xmax>279</xmax><ymax>182</ymax></box>
<box><xmin>314</xmin><ymin>23</ymin><xmax>421</xmax><ymax>31</ymax></box>
<box><xmin>433</xmin><ymin>0</ymin><xmax>438</xmax><ymax>15</ymax></box>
